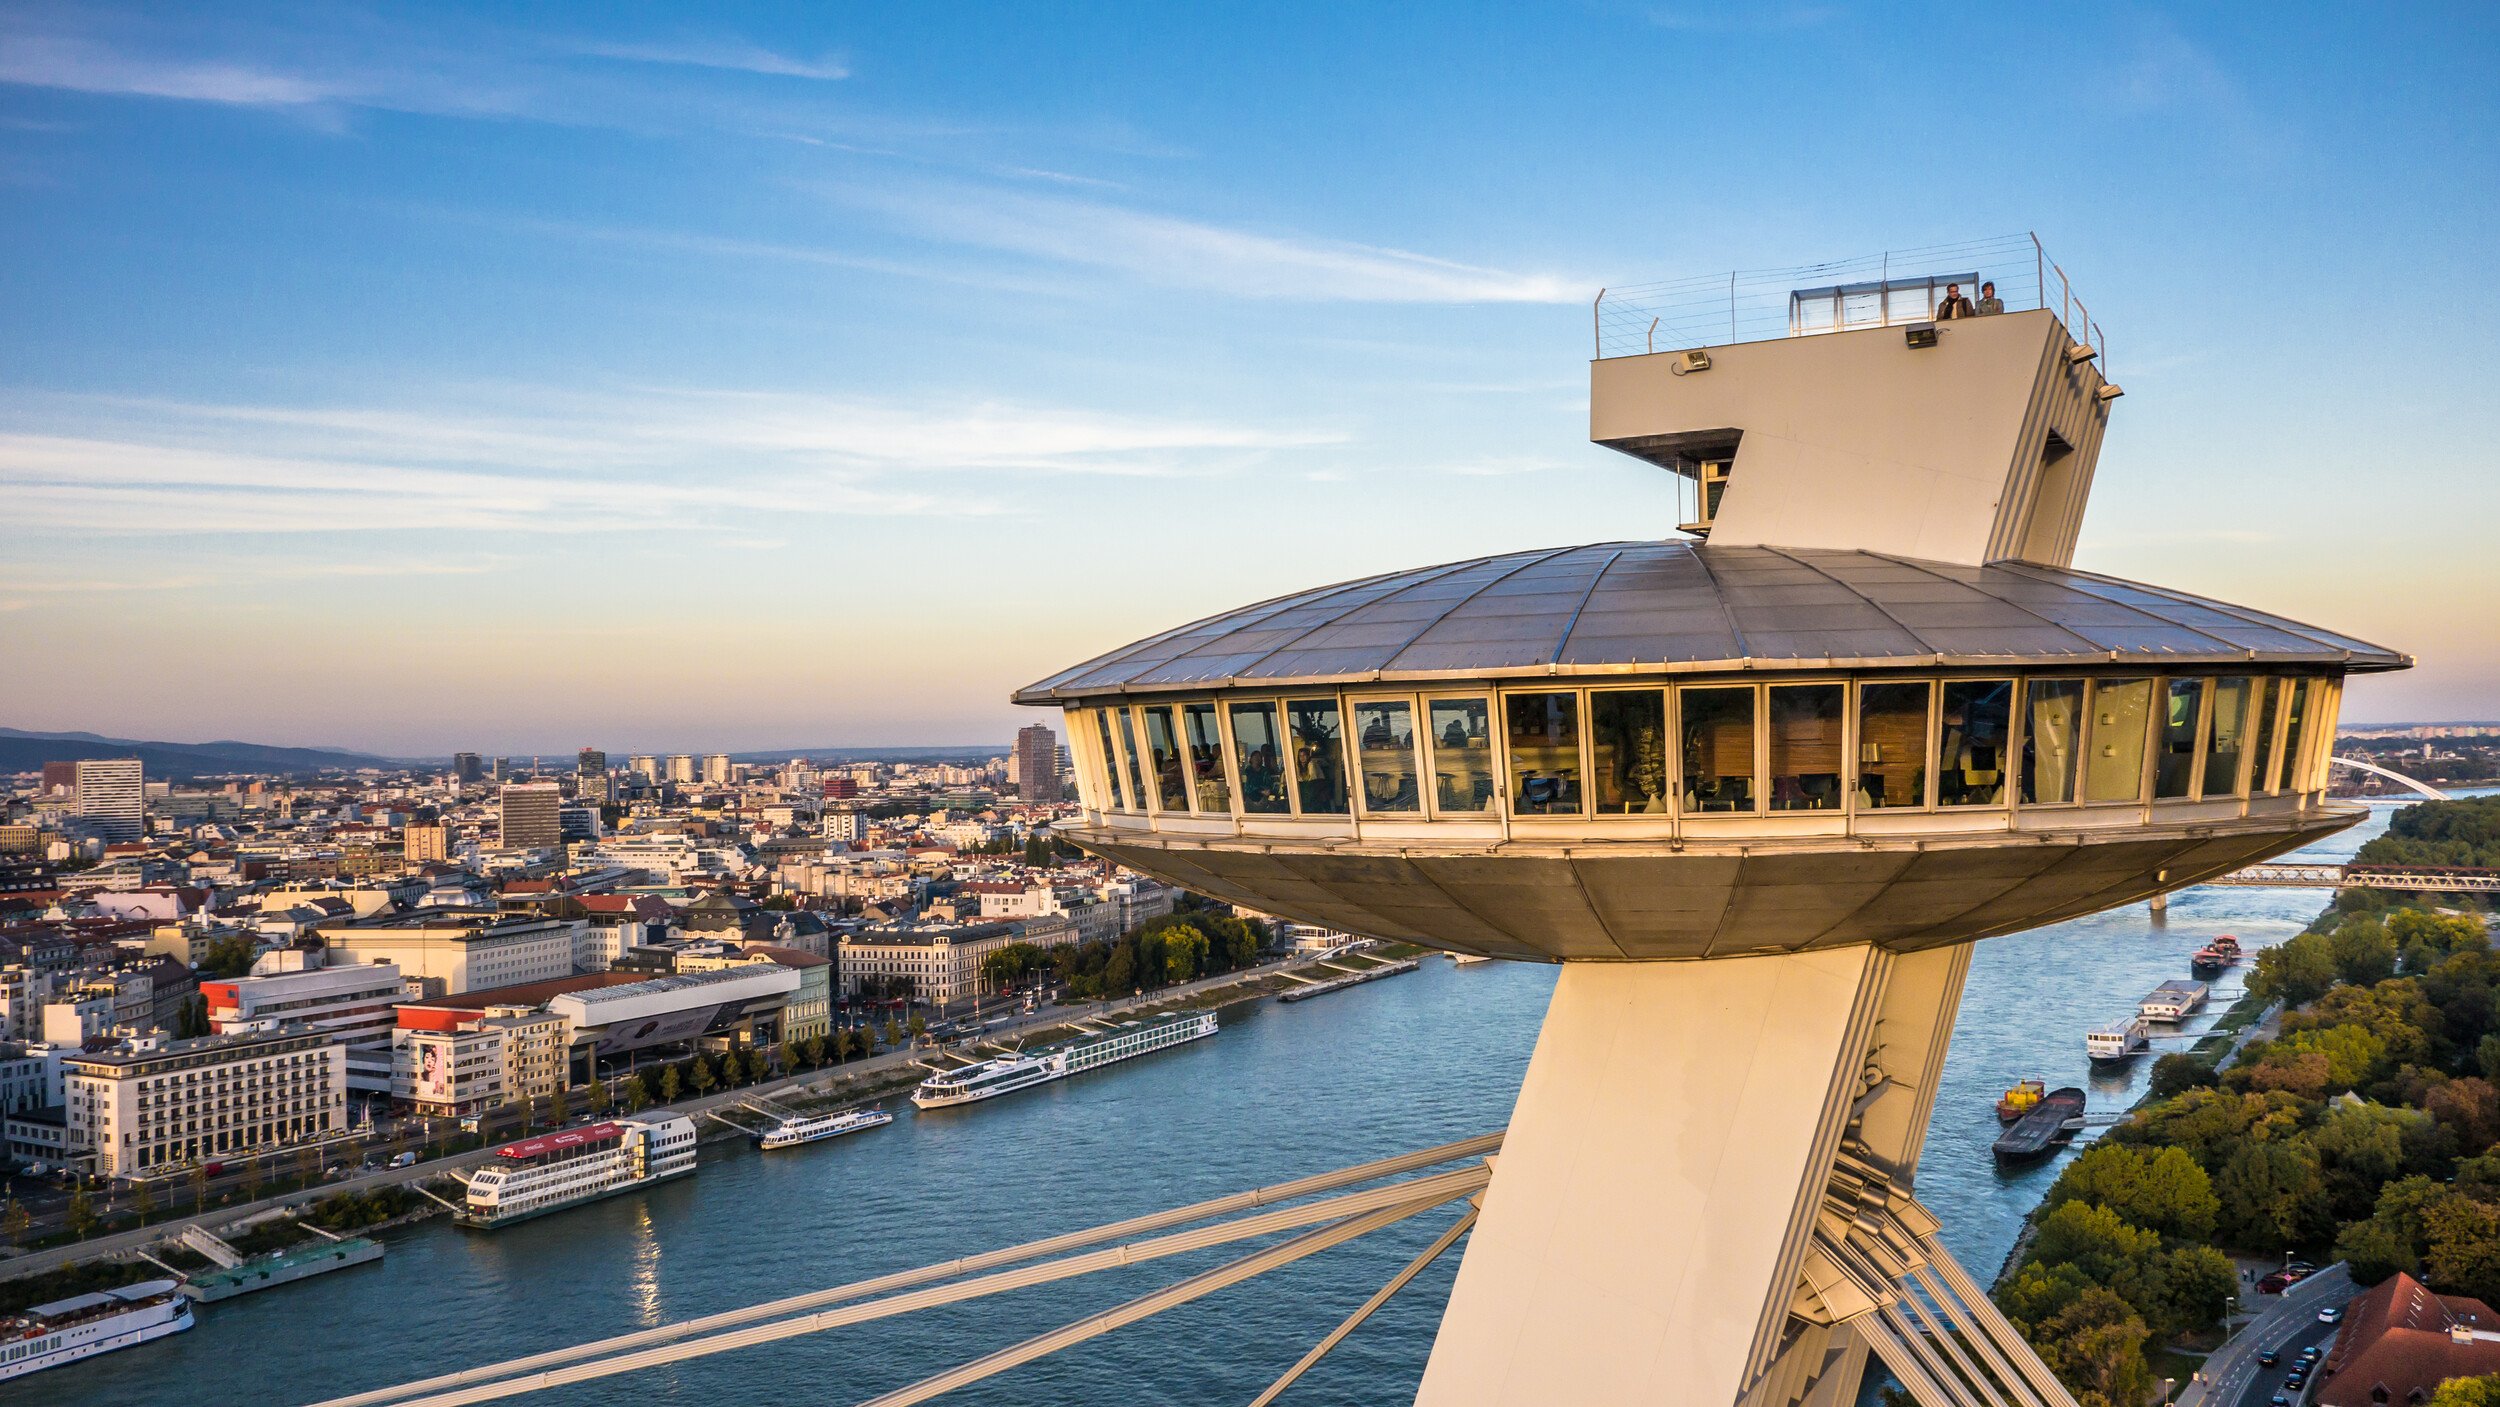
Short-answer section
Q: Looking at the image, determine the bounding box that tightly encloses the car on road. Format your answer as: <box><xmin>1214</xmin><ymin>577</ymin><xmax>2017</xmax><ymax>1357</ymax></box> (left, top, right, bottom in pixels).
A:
<box><xmin>2270</xmin><ymin>1395</ymin><xmax>2290</xmax><ymax>1407</ymax></box>
<box><xmin>2257</xmin><ymin>1348</ymin><xmax>2280</xmax><ymax>1365</ymax></box>
<box><xmin>2320</xmin><ymin>1306</ymin><xmax>2343</xmax><ymax>1323</ymax></box>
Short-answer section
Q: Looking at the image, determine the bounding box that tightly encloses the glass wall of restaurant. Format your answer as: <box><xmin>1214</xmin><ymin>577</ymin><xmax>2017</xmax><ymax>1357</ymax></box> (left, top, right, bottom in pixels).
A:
<box><xmin>1067</xmin><ymin>673</ymin><xmax>2338</xmax><ymax>823</ymax></box>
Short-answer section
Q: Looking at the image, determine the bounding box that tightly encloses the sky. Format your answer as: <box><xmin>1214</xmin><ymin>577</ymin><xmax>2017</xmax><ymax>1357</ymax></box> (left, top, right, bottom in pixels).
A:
<box><xmin>0</xmin><ymin>3</ymin><xmax>2493</xmax><ymax>757</ymax></box>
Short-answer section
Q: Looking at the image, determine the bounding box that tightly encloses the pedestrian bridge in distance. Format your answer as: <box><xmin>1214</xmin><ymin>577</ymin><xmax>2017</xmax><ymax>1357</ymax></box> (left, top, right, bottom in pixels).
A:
<box><xmin>2327</xmin><ymin>754</ymin><xmax>2448</xmax><ymax>801</ymax></box>
<box><xmin>2205</xmin><ymin>863</ymin><xmax>2500</xmax><ymax>895</ymax></box>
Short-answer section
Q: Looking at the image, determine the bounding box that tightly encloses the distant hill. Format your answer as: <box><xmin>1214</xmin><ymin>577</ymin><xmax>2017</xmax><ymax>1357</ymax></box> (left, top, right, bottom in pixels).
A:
<box><xmin>0</xmin><ymin>728</ymin><xmax>394</xmax><ymax>780</ymax></box>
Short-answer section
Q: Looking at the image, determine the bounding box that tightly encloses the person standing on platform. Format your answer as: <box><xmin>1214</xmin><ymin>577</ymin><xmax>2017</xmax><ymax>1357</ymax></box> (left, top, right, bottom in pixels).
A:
<box><xmin>1974</xmin><ymin>281</ymin><xmax>2005</xmax><ymax>315</ymax></box>
<box><xmin>1935</xmin><ymin>283</ymin><xmax>1975</xmax><ymax>319</ymax></box>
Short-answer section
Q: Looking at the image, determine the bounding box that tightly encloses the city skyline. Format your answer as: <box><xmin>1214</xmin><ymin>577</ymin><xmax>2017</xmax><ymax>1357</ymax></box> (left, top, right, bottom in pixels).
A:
<box><xmin>2</xmin><ymin>4</ymin><xmax>2494</xmax><ymax>753</ymax></box>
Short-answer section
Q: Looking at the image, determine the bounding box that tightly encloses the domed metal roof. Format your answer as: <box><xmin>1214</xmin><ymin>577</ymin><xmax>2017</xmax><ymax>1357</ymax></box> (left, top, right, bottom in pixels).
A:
<box><xmin>1015</xmin><ymin>541</ymin><xmax>2405</xmax><ymax>702</ymax></box>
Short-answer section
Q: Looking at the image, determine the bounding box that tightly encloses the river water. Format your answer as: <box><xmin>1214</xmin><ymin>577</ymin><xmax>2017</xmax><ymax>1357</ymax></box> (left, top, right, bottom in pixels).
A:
<box><xmin>25</xmin><ymin>796</ymin><xmax>2480</xmax><ymax>1407</ymax></box>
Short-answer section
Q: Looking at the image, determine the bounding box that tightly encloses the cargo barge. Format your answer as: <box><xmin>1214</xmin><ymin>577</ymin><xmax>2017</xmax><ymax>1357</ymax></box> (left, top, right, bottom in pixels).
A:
<box><xmin>2191</xmin><ymin>936</ymin><xmax>2242</xmax><ymax>978</ymax></box>
<box><xmin>1991</xmin><ymin>1086</ymin><xmax>2085</xmax><ymax>1165</ymax></box>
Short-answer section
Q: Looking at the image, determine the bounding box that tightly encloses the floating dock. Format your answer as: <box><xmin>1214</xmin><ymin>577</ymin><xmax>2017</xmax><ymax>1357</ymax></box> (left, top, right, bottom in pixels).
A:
<box><xmin>2086</xmin><ymin>1020</ymin><xmax>2151</xmax><ymax>1063</ymax></box>
<box><xmin>1277</xmin><ymin>958</ymin><xmax>1420</xmax><ymax>1003</ymax></box>
<box><xmin>181</xmin><ymin>1236</ymin><xmax>384</xmax><ymax>1302</ymax></box>
<box><xmin>2139</xmin><ymin>979</ymin><xmax>2209</xmax><ymax>1022</ymax></box>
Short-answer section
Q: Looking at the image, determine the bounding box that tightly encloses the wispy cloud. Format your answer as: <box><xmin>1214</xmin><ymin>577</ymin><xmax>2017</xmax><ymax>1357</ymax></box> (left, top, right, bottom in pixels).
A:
<box><xmin>0</xmin><ymin>387</ymin><xmax>1342</xmax><ymax>538</ymax></box>
<box><xmin>0</xmin><ymin>33</ymin><xmax>347</xmax><ymax>107</ymax></box>
<box><xmin>839</xmin><ymin>183</ymin><xmax>1581</xmax><ymax>303</ymax></box>
<box><xmin>572</xmin><ymin>39</ymin><xmax>848</xmax><ymax>82</ymax></box>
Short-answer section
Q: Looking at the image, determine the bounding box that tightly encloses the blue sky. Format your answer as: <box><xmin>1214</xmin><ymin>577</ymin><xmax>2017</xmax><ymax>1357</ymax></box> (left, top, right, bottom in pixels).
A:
<box><xmin>0</xmin><ymin>2</ymin><xmax>2492</xmax><ymax>755</ymax></box>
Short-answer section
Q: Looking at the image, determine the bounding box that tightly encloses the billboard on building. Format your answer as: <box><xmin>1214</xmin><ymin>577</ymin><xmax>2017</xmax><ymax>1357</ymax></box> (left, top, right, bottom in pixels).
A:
<box><xmin>417</xmin><ymin>1041</ymin><xmax>455</xmax><ymax>1103</ymax></box>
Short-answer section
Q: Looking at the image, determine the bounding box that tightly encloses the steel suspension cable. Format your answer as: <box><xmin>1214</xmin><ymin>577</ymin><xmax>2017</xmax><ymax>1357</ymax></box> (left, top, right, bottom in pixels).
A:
<box><xmin>310</xmin><ymin>1129</ymin><xmax>1502</xmax><ymax>1407</ymax></box>
<box><xmin>1246</xmin><ymin>1206</ymin><xmax>1478</xmax><ymax>1407</ymax></box>
<box><xmin>316</xmin><ymin>1162</ymin><xmax>1494</xmax><ymax>1407</ymax></box>
<box><xmin>856</xmin><ymin>1194</ymin><xmax>1454</xmax><ymax>1407</ymax></box>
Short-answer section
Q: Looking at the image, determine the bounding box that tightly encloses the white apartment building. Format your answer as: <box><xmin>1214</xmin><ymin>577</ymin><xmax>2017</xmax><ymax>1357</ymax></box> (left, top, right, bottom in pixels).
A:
<box><xmin>823</xmin><ymin>809</ymin><xmax>868</xmax><ymax>844</ymax></box>
<box><xmin>316</xmin><ymin>915</ymin><xmax>580</xmax><ymax>994</ymax></box>
<box><xmin>74</xmin><ymin>758</ymin><xmax>143</xmax><ymax>843</ymax></box>
<box><xmin>974</xmin><ymin>884</ymin><xmax>1121</xmax><ymax>946</ymax></box>
<box><xmin>41</xmin><ymin>988</ymin><xmax>116</xmax><ymax>1045</ymax></box>
<box><xmin>65</xmin><ymin>1027</ymin><xmax>347</xmax><ymax>1177</ymax></box>
<box><xmin>1105</xmin><ymin>877</ymin><xmax>1174</xmax><ymax>934</ymax></box>
<box><xmin>0</xmin><ymin>1043</ymin><xmax>66</xmax><ymax>1116</ymax></box>
<box><xmin>394</xmin><ymin>1025</ymin><xmax>509</xmax><ymax>1118</ymax></box>
<box><xmin>0</xmin><ymin>967</ymin><xmax>55</xmax><ymax>1041</ymax></box>
<box><xmin>203</xmin><ymin>955</ymin><xmax>403</xmax><ymax>1095</ymax></box>
<box><xmin>703</xmin><ymin>754</ymin><xmax>732</xmax><ymax>784</ymax></box>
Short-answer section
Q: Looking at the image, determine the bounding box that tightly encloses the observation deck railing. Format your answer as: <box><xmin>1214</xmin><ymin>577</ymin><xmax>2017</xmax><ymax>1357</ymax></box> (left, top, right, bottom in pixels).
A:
<box><xmin>1594</xmin><ymin>233</ymin><xmax>2104</xmax><ymax>371</ymax></box>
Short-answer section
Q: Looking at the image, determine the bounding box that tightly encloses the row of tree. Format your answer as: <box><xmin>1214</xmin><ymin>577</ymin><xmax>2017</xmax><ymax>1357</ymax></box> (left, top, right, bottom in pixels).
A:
<box><xmin>2352</xmin><ymin>792</ymin><xmax>2500</xmax><ymax>870</ymax></box>
<box><xmin>1047</xmin><ymin>912</ymin><xmax>1268</xmax><ymax>1000</ymax></box>
<box><xmin>1993</xmin><ymin>874</ymin><xmax>2496</xmax><ymax>1403</ymax></box>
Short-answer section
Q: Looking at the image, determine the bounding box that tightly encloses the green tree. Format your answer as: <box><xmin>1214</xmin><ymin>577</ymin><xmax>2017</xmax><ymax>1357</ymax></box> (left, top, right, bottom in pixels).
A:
<box><xmin>65</xmin><ymin>1184</ymin><xmax>96</xmax><ymax>1240</ymax></box>
<box><xmin>189</xmin><ymin>1166</ymin><xmax>209</xmax><ymax>1214</ymax></box>
<box><xmin>2248</xmin><ymin>932</ymin><xmax>2338</xmax><ymax>1007</ymax></box>
<box><xmin>2428</xmin><ymin>1374</ymin><xmax>2500</xmax><ymax>1407</ymax></box>
<box><xmin>2043</xmin><ymin>1143</ymin><xmax>2219</xmax><ymax>1240</ymax></box>
<box><xmin>779</xmin><ymin>1041</ymin><xmax>802</xmax><ymax>1075</ymax></box>
<box><xmin>2030</xmin><ymin>1200</ymin><xmax>2160</xmax><ymax>1284</ymax></box>
<box><xmin>803</xmin><ymin>1035</ymin><xmax>825</xmax><ymax>1068</ymax></box>
<box><xmin>2427</xmin><ymin>1194</ymin><xmax>2500</xmax><ymax>1304</ymax></box>
<box><xmin>1025</xmin><ymin>834</ymin><xmax>1051</xmax><ymax>867</ymax></box>
<box><xmin>588</xmin><ymin>1077</ymin><xmax>611</xmax><ymax>1116</ymax></box>
<box><xmin>1996</xmin><ymin>1259</ymin><xmax>2094</xmax><ymax>1333</ymax></box>
<box><xmin>908</xmin><ymin>1014</ymin><xmax>926</xmax><ymax>1039</ymax></box>
<box><xmin>2032</xmin><ymin>1288</ymin><xmax>2154</xmax><ymax>1404</ymax></box>
<box><xmin>689</xmin><ymin>1056</ymin><xmax>716</xmax><ymax>1097</ymax></box>
<box><xmin>2146</xmin><ymin>1053</ymin><xmax>2216</xmax><ymax>1100</ymax></box>
<box><xmin>658</xmin><ymin>1066</ymin><xmax>682</xmax><ymax>1104</ymax></box>
<box><xmin>2337</xmin><ymin>1174</ymin><xmax>2454</xmax><ymax>1283</ymax></box>
<box><xmin>241</xmin><ymin>1159</ymin><xmax>262</xmax><ymax>1203</ymax></box>
<box><xmin>2329</xmin><ymin>918</ymin><xmax>2399</xmax><ymax>987</ymax></box>
<box><xmin>2213</xmin><ymin>1140</ymin><xmax>2333</xmax><ymax>1251</ymax></box>
<box><xmin>883</xmin><ymin>1017</ymin><xmax>903</xmax><ymax>1046</ymax></box>
<box><xmin>2</xmin><ymin>1200</ymin><xmax>27</xmax><ymax>1247</ymax></box>
<box><xmin>132</xmin><ymin>1179</ymin><xmax>155</xmax><ymax>1221</ymax></box>
<box><xmin>1161</xmin><ymin>925</ymin><xmax>1208</xmax><ymax>984</ymax></box>
<box><xmin>2146</xmin><ymin>1243</ymin><xmax>2238</xmax><ymax>1334</ymax></box>
<box><xmin>622</xmin><ymin>1074</ymin><xmax>648</xmax><ymax>1112</ymax></box>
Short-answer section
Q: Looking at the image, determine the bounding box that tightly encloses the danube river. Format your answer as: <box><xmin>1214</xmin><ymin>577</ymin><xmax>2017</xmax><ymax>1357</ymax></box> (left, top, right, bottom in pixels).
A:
<box><xmin>24</xmin><ymin>797</ymin><xmax>2475</xmax><ymax>1407</ymax></box>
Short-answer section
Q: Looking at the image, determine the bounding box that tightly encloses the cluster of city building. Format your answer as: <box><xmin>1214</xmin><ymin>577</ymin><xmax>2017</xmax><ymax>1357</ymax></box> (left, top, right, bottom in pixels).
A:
<box><xmin>0</xmin><ymin>724</ymin><xmax>1196</xmax><ymax>1183</ymax></box>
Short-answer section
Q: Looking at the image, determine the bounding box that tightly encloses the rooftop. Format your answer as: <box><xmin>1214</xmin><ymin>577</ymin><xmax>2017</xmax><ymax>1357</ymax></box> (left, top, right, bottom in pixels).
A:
<box><xmin>1016</xmin><ymin>541</ymin><xmax>2406</xmax><ymax>702</ymax></box>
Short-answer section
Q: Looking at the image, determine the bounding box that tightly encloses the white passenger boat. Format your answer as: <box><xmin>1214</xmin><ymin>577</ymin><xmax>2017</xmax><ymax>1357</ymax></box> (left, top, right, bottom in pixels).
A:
<box><xmin>0</xmin><ymin>1278</ymin><xmax>192</xmax><ymax>1380</ymax></box>
<box><xmin>455</xmin><ymin>1115</ymin><xmax>699</xmax><ymax>1229</ymax></box>
<box><xmin>912</xmin><ymin>1010</ymin><xmax>1218</xmax><ymax>1110</ymax></box>
<box><xmin>758</xmin><ymin>1106</ymin><xmax>892</xmax><ymax>1150</ymax></box>
<box><xmin>2086</xmin><ymin>1020</ymin><xmax>2150</xmax><ymax>1063</ymax></box>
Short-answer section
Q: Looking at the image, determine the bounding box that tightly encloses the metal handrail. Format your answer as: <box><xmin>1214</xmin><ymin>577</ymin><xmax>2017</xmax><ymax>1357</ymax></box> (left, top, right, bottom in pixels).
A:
<box><xmin>1594</xmin><ymin>232</ymin><xmax>2105</xmax><ymax>373</ymax></box>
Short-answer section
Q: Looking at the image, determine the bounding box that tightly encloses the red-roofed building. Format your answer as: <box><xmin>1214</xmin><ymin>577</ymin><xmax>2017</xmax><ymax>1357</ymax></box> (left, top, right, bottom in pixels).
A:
<box><xmin>2316</xmin><ymin>1270</ymin><xmax>2500</xmax><ymax>1405</ymax></box>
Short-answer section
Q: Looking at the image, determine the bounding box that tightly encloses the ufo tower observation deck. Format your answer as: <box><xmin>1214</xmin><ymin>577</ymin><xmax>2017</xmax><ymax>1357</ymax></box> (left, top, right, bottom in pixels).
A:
<box><xmin>1016</xmin><ymin>247</ymin><xmax>2407</xmax><ymax>1407</ymax></box>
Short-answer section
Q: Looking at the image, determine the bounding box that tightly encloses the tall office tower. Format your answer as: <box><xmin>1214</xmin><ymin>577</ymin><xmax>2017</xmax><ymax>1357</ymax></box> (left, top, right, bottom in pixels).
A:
<box><xmin>703</xmin><ymin>754</ymin><xmax>732</xmax><ymax>784</ymax></box>
<box><xmin>576</xmin><ymin>748</ymin><xmax>609</xmax><ymax>802</ymax></box>
<box><xmin>667</xmin><ymin>754</ymin><xmax>696</xmax><ymax>784</ymax></box>
<box><xmin>498</xmin><ymin>783</ymin><xmax>563</xmax><ymax>851</ymax></box>
<box><xmin>492</xmin><ymin>758</ymin><xmax>512</xmax><ymax>782</ymax></box>
<box><xmin>823</xmin><ymin>776</ymin><xmax>858</xmax><ymax>800</ymax></box>
<box><xmin>1016</xmin><ymin>724</ymin><xmax>1063</xmax><ymax>803</ymax></box>
<box><xmin>404</xmin><ymin>823</ymin><xmax>452</xmax><ymax>865</ymax></box>
<box><xmin>40</xmin><ymin>761</ymin><xmax>77</xmax><ymax>796</ymax></box>
<box><xmin>74</xmin><ymin>758</ymin><xmax>143</xmax><ymax>843</ymax></box>
<box><xmin>452</xmin><ymin>752</ymin><xmax>483</xmax><ymax>784</ymax></box>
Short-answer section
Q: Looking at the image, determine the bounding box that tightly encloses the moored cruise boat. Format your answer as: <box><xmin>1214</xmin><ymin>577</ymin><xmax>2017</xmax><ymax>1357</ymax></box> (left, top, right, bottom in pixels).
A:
<box><xmin>913</xmin><ymin>1010</ymin><xmax>1218</xmax><ymax>1110</ymax></box>
<box><xmin>758</xmin><ymin>1106</ymin><xmax>891</xmax><ymax>1150</ymax></box>
<box><xmin>2086</xmin><ymin>1020</ymin><xmax>2151</xmax><ymax>1064</ymax></box>
<box><xmin>2191</xmin><ymin>935</ymin><xmax>2242</xmax><ymax>978</ymax></box>
<box><xmin>0</xmin><ymin>1278</ymin><xmax>192</xmax><ymax>1380</ymax></box>
<box><xmin>455</xmin><ymin>1115</ymin><xmax>699</xmax><ymax>1229</ymax></box>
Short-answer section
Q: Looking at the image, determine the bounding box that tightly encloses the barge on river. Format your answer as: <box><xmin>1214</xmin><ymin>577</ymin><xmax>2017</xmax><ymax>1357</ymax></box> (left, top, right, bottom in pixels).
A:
<box><xmin>2191</xmin><ymin>936</ymin><xmax>2242</xmax><ymax>978</ymax></box>
<box><xmin>1991</xmin><ymin>1086</ymin><xmax>2086</xmax><ymax>1165</ymax></box>
<box><xmin>0</xmin><ymin>1278</ymin><xmax>191</xmax><ymax>1381</ymax></box>
<box><xmin>455</xmin><ymin>1115</ymin><xmax>699</xmax><ymax>1229</ymax></box>
<box><xmin>913</xmin><ymin>1010</ymin><xmax>1217</xmax><ymax>1110</ymax></box>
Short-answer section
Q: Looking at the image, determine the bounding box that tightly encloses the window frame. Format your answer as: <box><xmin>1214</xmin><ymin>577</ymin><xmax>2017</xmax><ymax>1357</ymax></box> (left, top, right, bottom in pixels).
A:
<box><xmin>1345</xmin><ymin>692</ymin><xmax>1428</xmax><ymax>819</ymax></box>
<box><xmin>1676</xmin><ymin>681</ymin><xmax>1764</xmax><ymax>817</ymax></box>
<box><xmin>1498</xmin><ymin>687</ymin><xmax>1591</xmax><ymax>819</ymax></box>
<box><xmin>1420</xmin><ymin>691</ymin><xmax>1501</xmax><ymax>820</ymax></box>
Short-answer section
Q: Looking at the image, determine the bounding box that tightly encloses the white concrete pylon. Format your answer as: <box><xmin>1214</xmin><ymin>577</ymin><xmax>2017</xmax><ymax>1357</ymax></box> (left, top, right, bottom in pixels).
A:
<box><xmin>1414</xmin><ymin>942</ymin><xmax>2067</xmax><ymax>1407</ymax></box>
